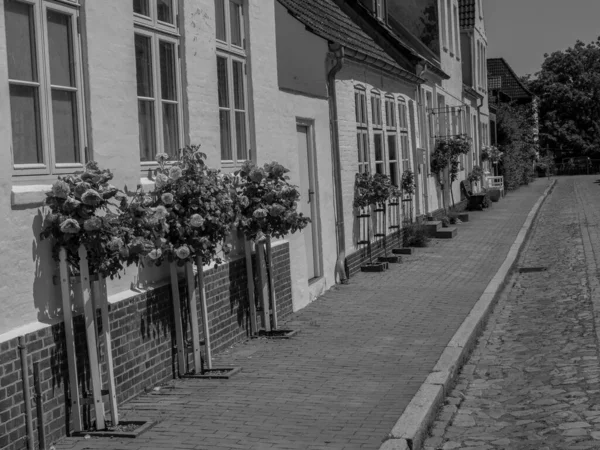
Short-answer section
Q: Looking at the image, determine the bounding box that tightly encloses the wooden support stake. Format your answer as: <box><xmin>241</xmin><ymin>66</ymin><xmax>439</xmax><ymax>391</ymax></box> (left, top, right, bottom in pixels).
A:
<box><xmin>78</xmin><ymin>245</ymin><xmax>105</xmax><ymax>430</ymax></box>
<box><xmin>244</xmin><ymin>240</ymin><xmax>258</xmax><ymax>336</ymax></box>
<box><xmin>195</xmin><ymin>256</ymin><xmax>212</xmax><ymax>370</ymax></box>
<box><xmin>97</xmin><ymin>279</ymin><xmax>118</xmax><ymax>426</ymax></box>
<box><xmin>59</xmin><ymin>249</ymin><xmax>83</xmax><ymax>432</ymax></box>
<box><xmin>265</xmin><ymin>236</ymin><xmax>278</xmax><ymax>330</ymax></box>
<box><xmin>256</xmin><ymin>241</ymin><xmax>270</xmax><ymax>332</ymax></box>
<box><xmin>185</xmin><ymin>263</ymin><xmax>202</xmax><ymax>374</ymax></box>
<box><xmin>169</xmin><ymin>263</ymin><xmax>186</xmax><ymax>377</ymax></box>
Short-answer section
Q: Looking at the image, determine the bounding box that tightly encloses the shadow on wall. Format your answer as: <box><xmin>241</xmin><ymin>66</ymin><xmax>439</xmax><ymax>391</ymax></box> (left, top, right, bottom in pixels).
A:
<box><xmin>32</xmin><ymin>209</ymin><xmax>64</xmax><ymax>324</ymax></box>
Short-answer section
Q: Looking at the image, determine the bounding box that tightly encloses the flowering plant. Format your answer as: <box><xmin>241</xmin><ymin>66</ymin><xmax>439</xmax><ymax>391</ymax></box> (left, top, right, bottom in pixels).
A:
<box><xmin>370</xmin><ymin>173</ymin><xmax>395</xmax><ymax>205</ymax></box>
<box><xmin>123</xmin><ymin>146</ymin><xmax>237</xmax><ymax>267</ymax></box>
<box><xmin>431</xmin><ymin>134</ymin><xmax>472</xmax><ymax>183</ymax></box>
<box><xmin>467</xmin><ymin>165</ymin><xmax>484</xmax><ymax>185</ymax></box>
<box><xmin>353</xmin><ymin>172</ymin><xmax>373</xmax><ymax>209</ymax></box>
<box><xmin>233</xmin><ymin>161</ymin><xmax>310</xmax><ymax>241</ymax></box>
<box><xmin>353</xmin><ymin>172</ymin><xmax>398</xmax><ymax>208</ymax></box>
<box><xmin>401</xmin><ymin>170</ymin><xmax>415</xmax><ymax>196</ymax></box>
<box><xmin>40</xmin><ymin>162</ymin><xmax>146</xmax><ymax>279</ymax></box>
<box><xmin>481</xmin><ymin>145</ymin><xmax>503</xmax><ymax>163</ymax></box>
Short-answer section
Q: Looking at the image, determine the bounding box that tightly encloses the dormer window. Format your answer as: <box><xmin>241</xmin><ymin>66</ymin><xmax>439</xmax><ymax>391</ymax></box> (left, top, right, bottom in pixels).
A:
<box><xmin>375</xmin><ymin>0</ymin><xmax>386</xmax><ymax>21</ymax></box>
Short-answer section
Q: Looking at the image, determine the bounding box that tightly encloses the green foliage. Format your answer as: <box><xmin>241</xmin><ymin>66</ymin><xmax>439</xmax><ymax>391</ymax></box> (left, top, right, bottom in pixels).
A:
<box><xmin>123</xmin><ymin>146</ymin><xmax>237</xmax><ymax>267</ymax></box>
<box><xmin>496</xmin><ymin>102</ymin><xmax>539</xmax><ymax>190</ymax></box>
<box><xmin>40</xmin><ymin>162</ymin><xmax>146</xmax><ymax>279</ymax></box>
<box><xmin>528</xmin><ymin>39</ymin><xmax>600</xmax><ymax>155</ymax></box>
<box><xmin>353</xmin><ymin>172</ymin><xmax>399</xmax><ymax>208</ymax></box>
<box><xmin>536</xmin><ymin>154</ymin><xmax>556</xmax><ymax>176</ymax></box>
<box><xmin>233</xmin><ymin>161</ymin><xmax>310</xmax><ymax>242</ymax></box>
<box><xmin>431</xmin><ymin>135</ymin><xmax>472</xmax><ymax>184</ymax></box>
<box><xmin>467</xmin><ymin>165</ymin><xmax>484</xmax><ymax>185</ymax></box>
<box><xmin>403</xmin><ymin>222</ymin><xmax>430</xmax><ymax>248</ymax></box>
<box><xmin>401</xmin><ymin>169</ymin><xmax>416</xmax><ymax>196</ymax></box>
<box><xmin>481</xmin><ymin>145</ymin><xmax>503</xmax><ymax>163</ymax></box>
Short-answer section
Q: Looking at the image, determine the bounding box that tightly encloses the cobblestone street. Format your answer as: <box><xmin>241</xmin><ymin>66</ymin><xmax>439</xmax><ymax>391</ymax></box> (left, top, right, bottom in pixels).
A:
<box><xmin>424</xmin><ymin>175</ymin><xmax>600</xmax><ymax>450</ymax></box>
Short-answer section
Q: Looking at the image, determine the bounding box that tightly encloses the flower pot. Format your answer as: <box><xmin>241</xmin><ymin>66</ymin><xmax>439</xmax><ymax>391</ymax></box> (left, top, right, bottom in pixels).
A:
<box><xmin>488</xmin><ymin>188</ymin><xmax>501</xmax><ymax>202</ymax></box>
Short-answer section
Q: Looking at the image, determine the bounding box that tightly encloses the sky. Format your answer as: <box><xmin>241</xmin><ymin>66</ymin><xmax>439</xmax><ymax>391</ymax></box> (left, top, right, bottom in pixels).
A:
<box><xmin>484</xmin><ymin>0</ymin><xmax>600</xmax><ymax>77</ymax></box>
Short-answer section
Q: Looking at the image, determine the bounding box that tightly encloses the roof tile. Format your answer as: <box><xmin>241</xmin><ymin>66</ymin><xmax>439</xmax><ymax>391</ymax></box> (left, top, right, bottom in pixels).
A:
<box><xmin>487</xmin><ymin>58</ymin><xmax>534</xmax><ymax>101</ymax></box>
<box><xmin>459</xmin><ymin>0</ymin><xmax>476</xmax><ymax>29</ymax></box>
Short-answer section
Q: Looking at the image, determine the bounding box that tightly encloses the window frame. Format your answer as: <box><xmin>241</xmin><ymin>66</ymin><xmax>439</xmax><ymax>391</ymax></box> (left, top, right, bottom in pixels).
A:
<box><xmin>215</xmin><ymin>0</ymin><xmax>250</xmax><ymax>167</ymax></box>
<box><xmin>133</xmin><ymin>0</ymin><xmax>179</xmax><ymax>36</ymax></box>
<box><xmin>133</xmin><ymin>0</ymin><xmax>184</xmax><ymax>167</ymax></box>
<box><xmin>355</xmin><ymin>86</ymin><xmax>370</xmax><ymax>174</ymax></box>
<box><xmin>453</xmin><ymin>4</ymin><xmax>460</xmax><ymax>60</ymax></box>
<box><xmin>447</xmin><ymin>0</ymin><xmax>453</xmax><ymax>56</ymax></box>
<box><xmin>398</xmin><ymin>98</ymin><xmax>410</xmax><ymax>172</ymax></box>
<box><xmin>7</xmin><ymin>0</ymin><xmax>87</xmax><ymax>177</ymax></box>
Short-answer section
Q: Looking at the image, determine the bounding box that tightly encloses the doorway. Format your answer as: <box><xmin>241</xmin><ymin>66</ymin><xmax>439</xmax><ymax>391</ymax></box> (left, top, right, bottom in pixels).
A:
<box><xmin>296</xmin><ymin>122</ymin><xmax>321</xmax><ymax>281</ymax></box>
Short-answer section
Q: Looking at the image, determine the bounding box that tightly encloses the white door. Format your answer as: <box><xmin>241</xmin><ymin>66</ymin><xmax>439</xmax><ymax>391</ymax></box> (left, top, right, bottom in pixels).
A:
<box><xmin>296</xmin><ymin>124</ymin><xmax>320</xmax><ymax>280</ymax></box>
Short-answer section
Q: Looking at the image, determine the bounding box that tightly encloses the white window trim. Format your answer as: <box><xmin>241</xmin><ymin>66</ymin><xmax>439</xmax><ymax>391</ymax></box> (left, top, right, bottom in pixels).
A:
<box><xmin>447</xmin><ymin>0</ymin><xmax>454</xmax><ymax>56</ymax></box>
<box><xmin>355</xmin><ymin>86</ymin><xmax>370</xmax><ymax>174</ymax></box>
<box><xmin>8</xmin><ymin>0</ymin><xmax>87</xmax><ymax>177</ymax></box>
<box><xmin>133</xmin><ymin>0</ymin><xmax>179</xmax><ymax>36</ymax></box>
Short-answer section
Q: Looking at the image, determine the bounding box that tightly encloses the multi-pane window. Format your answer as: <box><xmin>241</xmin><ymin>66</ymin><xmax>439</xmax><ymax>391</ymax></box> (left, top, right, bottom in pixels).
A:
<box><xmin>398</xmin><ymin>100</ymin><xmax>409</xmax><ymax>171</ymax></box>
<box><xmin>440</xmin><ymin>0</ymin><xmax>447</xmax><ymax>50</ymax></box>
<box><xmin>453</xmin><ymin>5</ymin><xmax>460</xmax><ymax>59</ymax></box>
<box><xmin>215</xmin><ymin>0</ymin><xmax>249</xmax><ymax>164</ymax></box>
<box><xmin>355</xmin><ymin>87</ymin><xmax>369</xmax><ymax>173</ymax></box>
<box><xmin>385</xmin><ymin>96</ymin><xmax>398</xmax><ymax>185</ymax></box>
<box><xmin>5</xmin><ymin>0</ymin><xmax>86</xmax><ymax>175</ymax></box>
<box><xmin>447</xmin><ymin>0</ymin><xmax>453</xmax><ymax>55</ymax></box>
<box><xmin>371</xmin><ymin>91</ymin><xmax>384</xmax><ymax>175</ymax></box>
<box><xmin>133</xmin><ymin>0</ymin><xmax>182</xmax><ymax>162</ymax></box>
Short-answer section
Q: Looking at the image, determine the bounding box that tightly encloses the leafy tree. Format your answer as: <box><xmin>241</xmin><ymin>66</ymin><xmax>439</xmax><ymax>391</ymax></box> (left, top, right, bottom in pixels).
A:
<box><xmin>527</xmin><ymin>39</ymin><xmax>600</xmax><ymax>156</ymax></box>
<box><xmin>496</xmin><ymin>101</ymin><xmax>538</xmax><ymax>190</ymax></box>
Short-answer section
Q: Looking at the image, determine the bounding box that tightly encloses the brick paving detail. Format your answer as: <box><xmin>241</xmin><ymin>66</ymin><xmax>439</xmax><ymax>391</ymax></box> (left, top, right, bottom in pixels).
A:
<box><xmin>55</xmin><ymin>181</ymin><xmax>549</xmax><ymax>450</ymax></box>
<box><xmin>423</xmin><ymin>175</ymin><xmax>600</xmax><ymax>450</ymax></box>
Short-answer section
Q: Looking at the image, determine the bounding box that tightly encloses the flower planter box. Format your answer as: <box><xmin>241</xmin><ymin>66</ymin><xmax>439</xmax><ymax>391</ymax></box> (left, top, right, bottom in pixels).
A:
<box><xmin>182</xmin><ymin>367</ymin><xmax>242</xmax><ymax>380</ymax></box>
<box><xmin>488</xmin><ymin>188</ymin><xmax>501</xmax><ymax>202</ymax></box>
<box><xmin>378</xmin><ymin>256</ymin><xmax>402</xmax><ymax>264</ymax></box>
<box><xmin>257</xmin><ymin>329</ymin><xmax>299</xmax><ymax>339</ymax></box>
<box><xmin>361</xmin><ymin>262</ymin><xmax>388</xmax><ymax>272</ymax></box>
<box><xmin>392</xmin><ymin>248</ymin><xmax>413</xmax><ymax>255</ymax></box>
<box><xmin>457</xmin><ymin>213</ymin><xmax>469</xmax><ymax>222</ymax></box>
<box><xmin>71</xmin><ymin>421</ymin><xmax>156</xmax><ymax>439</ymax></box>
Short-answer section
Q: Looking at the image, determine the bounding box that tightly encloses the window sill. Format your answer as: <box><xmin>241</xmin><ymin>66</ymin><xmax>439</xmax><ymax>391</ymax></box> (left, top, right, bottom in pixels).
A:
<box><xmin>11</xmin><ymin>184</ymin><xmax>51</xmax><ymax>209</ymax></box>
<box><xmin>443</xmin><ymin>47</ymin><xmax>448</xmax><ymax>53</ymax></box>
<box><xmin>140</xmin><ymin>177</ymin><xmax>155</xmax><ymax>191</ymax></box>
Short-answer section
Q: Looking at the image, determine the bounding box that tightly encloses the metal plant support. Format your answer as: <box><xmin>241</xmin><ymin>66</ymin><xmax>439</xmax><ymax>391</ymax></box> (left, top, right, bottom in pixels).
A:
<box><xmin>357</xmin><ymin>206</ymin><xmax>373</xmax><ymax>264</ymax></box>
<box><xmin>58</xmin><ymin>245</ymin><xmax>118</xmax><ymax>432</ymax></box>
<box><xmin>388</xmin><ymin>196</ymin><xmax>401</xmax><ymax>249</ymax></box>
<box><xmin>373</xmin><ymin>203</ymin><xmax>388</xmax><ymax>259</ymax></box>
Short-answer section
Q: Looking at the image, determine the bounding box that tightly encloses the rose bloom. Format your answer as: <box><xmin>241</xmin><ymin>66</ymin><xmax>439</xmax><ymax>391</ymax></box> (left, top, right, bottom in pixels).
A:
<box><xmin>83</xmin><ymin>216</ymin><xmax>103</xmax><ymax>231</ymax></box>
<box><xmin>51</xmin><ymin>180</ymin><xmax>70</xmax><ymax>199</ymax></box>
<box><xmin>239</xmin><ymin>195</ymin><xmax>250</xmax><ymax>208</ymax></box>
<box><xmin>269</xmin><ymin>204</ymin><xmax>286</xmax><ymax>217</ymax></box>
<box><xmin>107</xmin><ymin>237</ymin><xmax>124</xmax><ymax>252</ymax></box>
<box><xmin>148</xmin><ymin>248</ymin><xmax>162</xmax><ymax>260</ymax></box>
<box><xmin>81</xmin><ymin>189</ymin><xmax>103</xmax><ymax>206</ymax></box>
<box><xmin>155</xmin><ymin>152</ymin><xmax>169</xmax><ymax>163</ymax></box>
<box><xmin>161</xmin><ymin>193</ymin><xmax>174</xmax><ymax>205</ymax></box>
<box><xmin>60</xmin><ymin>218</ymin><xmax>80</xmax><ymax>234</ymax></box>
<box><xmin>175</xmin><ymin>245</ymin><xmax>190</xmax><ymax>259</ymax></box>
<box><xmin>190</xmin><ymin>214</ymin><xmax>204</xmax><ymax>228</ymax></box>
<box><xmin>253</xmin><ymin>208</ymin><xmax>268</xmax><ymax>219</ymax></box>
<box><xmin>155</xmin><ymin>173</ymin><xmax>169</xmax><ymax>188</ymax></box>
<box><xmin>153</xmin><ymin>205</ymin><xmax>168</xmax><ymax>220</ymax></box>
<box><xmin>169</xmin><ymin>166</ymin><xmax>183</xmax><ymax>181</ymax></box>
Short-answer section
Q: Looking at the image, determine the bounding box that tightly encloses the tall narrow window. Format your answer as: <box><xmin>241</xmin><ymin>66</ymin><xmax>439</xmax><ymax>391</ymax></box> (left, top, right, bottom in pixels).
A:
<box><xmin>440</xmin><ymin>0</ymin><xmax>447</xmax><ymax>50</ymax></box>
<box><xmin>133</xmin><ymin>0</ymin><xmax>182</xmax><ymax>162</ymax></box>
<box><xmin>371</xmin><ymin>91</ymin><xmax>384</xmax><ymax>175</ymax></box>
<box><xmin>215</xmin><ymin>0</ymin><xmax>249</xmax><ymax>165</ymax></box>
<box><xmin>447</xmin><ymin>0</ymin><xmax>453</xmax><ymax>55</ymax></box>
<box><xmin>453</xmin><ymin>5</ymin><xmax>460</xmax><ymax>59</ymax></box>
<box><xmin>385</xmin><ymin>96</ymin><xmax>398</xmax><ymax>185</ymax></box>
<box><xmin>355</xmin><ymin>87</ymin><xmax>369</xmax><ymax>174</ymax></box>
<box><xmin>398</xmin><ymin>99</ymin><xmax>409</xmax><ymax>172</ymax></box>
<box><xmin>5</xmin><ymin>0</ymin><xmax>85</xmax><ymax>175</ymax></box>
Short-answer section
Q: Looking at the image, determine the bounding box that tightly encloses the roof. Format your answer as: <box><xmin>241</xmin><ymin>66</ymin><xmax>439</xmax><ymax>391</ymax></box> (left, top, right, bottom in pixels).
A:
<box><xmin>458</xmin><ymin>0</ymin><xmax>476</xmax><ymax>29</ymax></box>
<box><xmin>277</xmin><ymin>0</ymin><xmax>400</xmax><ymax>71</ymax></box>
<box><xmin>487</xmin><ymin>58</ymin><xmax>534</xmax><ymax>101</ymax></box>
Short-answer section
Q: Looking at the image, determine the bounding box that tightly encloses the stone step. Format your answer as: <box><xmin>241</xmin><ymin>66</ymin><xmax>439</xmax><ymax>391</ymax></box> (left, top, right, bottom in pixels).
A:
<box><xmin>435</xmin><ymin>227</ymin><xmax>458</xmax><ymax>239</ymax></box>
<box><xmin>392</xmin><ymin>248</ymin><xmax>413</xmax><ymax>255</ymax></box>
<box><xmin>457</xmin><ymin>213</ymin><xmax>469</xmax><ymax>222</ymax></box>
<box><xmin>424</xmin><ymin>221</ymin><xmax>442</xmax><ymax>236</ymax></box>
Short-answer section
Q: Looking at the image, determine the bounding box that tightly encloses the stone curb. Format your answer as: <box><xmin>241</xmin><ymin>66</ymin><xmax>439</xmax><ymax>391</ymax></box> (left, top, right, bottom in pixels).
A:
<box><xmin>379</xmin><ymin>179</ymin><xmax>557</xmax><ymax>450</ymax></box>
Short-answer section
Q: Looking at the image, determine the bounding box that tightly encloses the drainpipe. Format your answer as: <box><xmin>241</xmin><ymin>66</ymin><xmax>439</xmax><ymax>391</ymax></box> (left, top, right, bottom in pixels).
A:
<box><xmin>327</xmin><ymin>43</ymin><xmax>348</xmax><ymax>284</ymax></box>
<box><xmin>415</xmin><ymin>63</ymin><xmax>429</xmax><ymax>218</ymax></box>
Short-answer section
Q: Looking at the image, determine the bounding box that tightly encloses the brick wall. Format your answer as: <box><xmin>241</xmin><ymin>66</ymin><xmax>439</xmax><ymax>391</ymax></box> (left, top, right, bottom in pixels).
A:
<box><xmin>346</xmin><ymin>229</ymin><xmax>405</xmax><ymax>277</ymax></box>
<box><xmin>0</xmin><ymin>244</ymin><xmax>292</xmax><ymax>450</ymax></box>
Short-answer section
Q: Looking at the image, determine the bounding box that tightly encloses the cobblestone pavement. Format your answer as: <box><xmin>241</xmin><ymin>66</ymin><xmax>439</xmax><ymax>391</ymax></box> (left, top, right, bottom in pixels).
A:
<box><xmin>56</xmin><ymin>181</ymin><xmax>549</xmax><ymax>450</ymax></box>
<box><xmin>423</xmin><ymin>175</ymin><xmax>600</xmax><ymax>450</ymax></box>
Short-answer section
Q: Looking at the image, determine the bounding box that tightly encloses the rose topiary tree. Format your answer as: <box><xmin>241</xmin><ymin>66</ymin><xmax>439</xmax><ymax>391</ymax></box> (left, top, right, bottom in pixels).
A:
<box><xmin>40</xmin><ymin>161</ymin><xmax>148</xmax><ymax>278</ymax></box>
<box><xmin>233</xmin><ymin>161</ymin><xmax>310</xmax><ymax>242</ymax></box>
<box><xmin>431</xmin><ymin>134</ymin><xmax>472</xmax><ymax>211</ymax></box>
